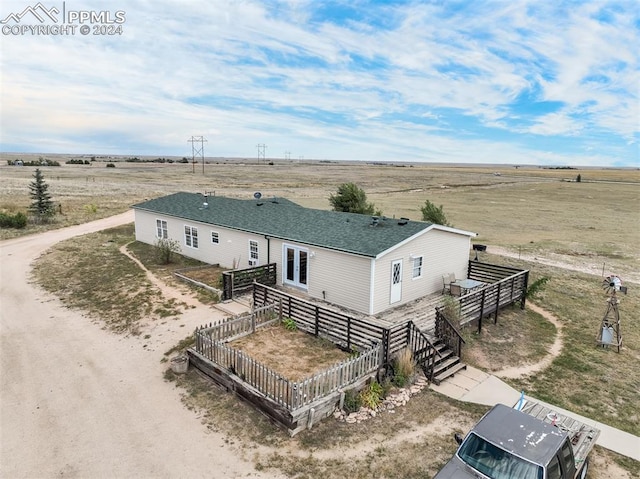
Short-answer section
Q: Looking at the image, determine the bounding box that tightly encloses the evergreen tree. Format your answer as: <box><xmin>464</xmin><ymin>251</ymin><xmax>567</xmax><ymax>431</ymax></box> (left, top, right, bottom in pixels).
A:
<box><xmin>28</xmin><ymin>168</ymin><xmax>55</xmax><ymax>222</ymax></box>
<box><xmin>329</xmin><ymin>183</ymin><xmax>381</xmax><ymax>216</ymax></box>
<box><xmin>420</xmin><ymin>199</ymin><xmax>451</xmax><ymax>226</ymax></box>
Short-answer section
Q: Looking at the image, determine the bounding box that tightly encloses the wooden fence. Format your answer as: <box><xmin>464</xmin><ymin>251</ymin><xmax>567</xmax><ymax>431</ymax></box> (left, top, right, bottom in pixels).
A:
<box><xmin>252</xmin><ymin>283</ymin><xmax>440</xmax><ymax>377</ymax></box>
<box><xmin>458</xmin><ymin>261</ymin><xmax>529</xmax><ymax>333</ymax></box>
<box><xmin>195</xmin><ymin>303</ymin><xmax>279</xmax><ymax>342</ymax></box>
<box><xmin>193</xmin><ymin>312</ymin><xmax>382</xmax><ymax>411</ymax></box>
<box><xmin>222</xmin><ymin>263</ymin><xmax>277</xmax><ymax>300</ymax></box>
<box><xmin>252</xmin><ymin>283</ymin><xmax>385</xmax><ymax>353</ymax></box>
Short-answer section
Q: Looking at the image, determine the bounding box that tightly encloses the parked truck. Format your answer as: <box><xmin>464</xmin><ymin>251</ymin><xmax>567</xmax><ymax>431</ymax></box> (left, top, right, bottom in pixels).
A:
<box><xmin>435</xmin><ymin>401</ymin><xmax>600</xmax><ymax>479</ymax></box>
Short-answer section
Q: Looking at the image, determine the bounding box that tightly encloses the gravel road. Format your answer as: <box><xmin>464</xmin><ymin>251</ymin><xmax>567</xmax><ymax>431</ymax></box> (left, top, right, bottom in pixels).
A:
<box><xmin>0</xmin><ymin>211</ymin><xmax>281</xmax><ymax>479</ymax></box>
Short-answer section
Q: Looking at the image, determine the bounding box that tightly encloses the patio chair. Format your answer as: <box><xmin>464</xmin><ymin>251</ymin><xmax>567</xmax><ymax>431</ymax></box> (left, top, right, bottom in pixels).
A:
<box><xmin>442</xmin><ymin>274</ymin><xmax>451</xmax><ymax>294</ymax></box>
<box><xmin>450</xmin><ymin>283</ymin><xmax>462</xmax><ymax>297</ymax></box>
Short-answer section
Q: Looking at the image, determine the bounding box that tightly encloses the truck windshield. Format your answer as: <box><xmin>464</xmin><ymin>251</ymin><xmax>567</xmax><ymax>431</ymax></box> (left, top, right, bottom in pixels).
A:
<box><xmin>458</xmin><ymin>433</ymin><xmax>543</xmax><ymax>479</ymax></box>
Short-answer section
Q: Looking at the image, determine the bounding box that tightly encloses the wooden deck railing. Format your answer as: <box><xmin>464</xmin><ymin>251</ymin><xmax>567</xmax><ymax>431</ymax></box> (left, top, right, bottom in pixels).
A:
<box><xmin>222</xmin><ymin>263</ymin><xmax>277</xmax><ymax>300</ymax></box>
<box><xmin>253</xmin><ymin>283</ymin><xmax>384</xmax><ymax>353</ymax></box>
<box><xmin>406</xmin><ymin>321</ymin><xmax>442</xmax><ymax>382</ymax></box>
<box><xmin>459</xmin><ymin>265</ymin><xmax>529</xmax><ymax>333</ymax></box>
<box><xmin>435</xmin><ymin>308</ymin><xmax>465</xmax><ymax>358</ymax></box>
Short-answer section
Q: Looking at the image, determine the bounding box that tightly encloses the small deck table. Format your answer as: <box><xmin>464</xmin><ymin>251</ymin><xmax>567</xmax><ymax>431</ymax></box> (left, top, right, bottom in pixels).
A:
<box><xmin>451</xmin><ymin>278</ymin><xmax>484</xmax><ymax>296</ymax></box>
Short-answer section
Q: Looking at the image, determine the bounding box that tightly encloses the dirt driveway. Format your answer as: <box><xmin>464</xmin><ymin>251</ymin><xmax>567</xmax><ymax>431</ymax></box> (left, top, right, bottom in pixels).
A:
<box><xmin>0</xmin><ymin>212</ymin><xmax>283</xmax><ymax>479</ymax></box>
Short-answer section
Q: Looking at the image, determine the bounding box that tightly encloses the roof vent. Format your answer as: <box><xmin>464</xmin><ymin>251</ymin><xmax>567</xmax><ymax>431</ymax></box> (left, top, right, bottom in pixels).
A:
<box><xmin>398</xmin><ymin>218</ymin><xmax>408</xmax><ymax>226</ymax></box>
<box><xmin>256</xmin><ymin>202</ymin><xmax>264</xmax><ymax>206</ymax></box>
<box><xmin>370</xmin><ymin>216</ymin><xmax>380</xmax><ymax>227</ymax></box>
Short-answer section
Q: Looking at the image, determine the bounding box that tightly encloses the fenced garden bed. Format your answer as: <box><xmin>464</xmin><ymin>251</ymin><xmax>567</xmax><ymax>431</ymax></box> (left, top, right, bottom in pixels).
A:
<box><xmin>188</xmin><ymin>302</ymin><xmax>382</xmax><ymax>435</ymax></box>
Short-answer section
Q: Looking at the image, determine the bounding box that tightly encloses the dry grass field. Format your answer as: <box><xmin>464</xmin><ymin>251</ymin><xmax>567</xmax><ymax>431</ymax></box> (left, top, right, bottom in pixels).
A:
<box><xmin>2</xmin><ymin>154</ymin><xmax>638</xmax><ymax>286</ymax></box>
<box><xmin>3</xmin><ymin>153</ymin><xmax>639</xmax><ymax>477</ymax></box>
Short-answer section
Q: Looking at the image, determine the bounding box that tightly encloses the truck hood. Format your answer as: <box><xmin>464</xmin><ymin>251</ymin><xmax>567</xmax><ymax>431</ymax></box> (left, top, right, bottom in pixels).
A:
<box><xmin>434</xmin><ymin>455</ymin><xmax>488</xmax><ymax>479</ymax></box>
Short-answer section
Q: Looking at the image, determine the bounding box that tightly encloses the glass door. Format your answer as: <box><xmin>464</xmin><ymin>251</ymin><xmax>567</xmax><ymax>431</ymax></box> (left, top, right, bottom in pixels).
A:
<box><xmin>284</xmin><ymin>245</ymin><xmax>308</xmax><ymax>289</ymax></box>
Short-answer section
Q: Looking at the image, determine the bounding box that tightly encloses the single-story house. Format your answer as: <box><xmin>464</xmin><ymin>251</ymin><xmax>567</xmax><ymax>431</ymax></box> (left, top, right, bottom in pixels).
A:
<box><xmin>132</xmin><ymin>192</ymin><xmax>476</xmax><ymax>316</ymax></box>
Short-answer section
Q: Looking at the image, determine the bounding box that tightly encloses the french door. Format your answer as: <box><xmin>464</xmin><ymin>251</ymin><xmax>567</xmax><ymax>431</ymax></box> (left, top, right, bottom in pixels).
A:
<box><xmin>284</xmin><ymin>245</ymin><xmax>308</xmax><ymax>289</ymax></box>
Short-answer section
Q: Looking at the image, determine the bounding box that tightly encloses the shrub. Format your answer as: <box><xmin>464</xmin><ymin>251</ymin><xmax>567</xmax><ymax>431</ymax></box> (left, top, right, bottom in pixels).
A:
<box><xmin>343</xmin><ymin>389</ymin><xmax>362</xmax><ymax>414</ymax></box>
<box><xmin>392</xmin><ymin>348</ymin><xmax>416</xmax><ymax>387</ymax></box>
<box><xmin>154</xmin><ymin>237</ymin><xmax>181</xmax><ymax>264</ymax></box>
<box><xmin>106</xmin><ymin>163</ymin><xmax>116</xmax><ymax>168</ymax></box>
<box><xmin>526</xmin><ymin>276</ymin><xmax>550</xmax><ymax>300</ymax></box>
<box><xmin>282</xmin><ymin>317</ymin><xmax>297</xmax><ymax>331</ymax></box>
<box><xmin>0</xmin><ymin>211</ymin><xmax>27</xmax><ymax>228</ymax></box>
<box><xmin>441</xmin><ymin>295</ymin><xmax>462</xmax><ymax>327</ymax></box>
<box><xmin>84</xmin><ymin>203</ymin><xmax>98</xmax><ymax>214</ymax></box>
<box><xmin>359</xmin><ymin>380</ymin><xmax>384</xmax><ymax>409</ymax></box>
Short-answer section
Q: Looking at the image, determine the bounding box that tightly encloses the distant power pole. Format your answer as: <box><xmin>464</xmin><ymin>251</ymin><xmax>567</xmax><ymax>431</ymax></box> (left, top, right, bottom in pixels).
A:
<box><xmin>188</xmin><ymin>136</ymin><xmax>207</xmax><ymax>174</ymax></box>
<box><xmin>284</xmin><ymin>151</ymin><xmax>291</xmax><ymax>160</ymax></box>
<box><xmin>256</xmin><ymin>144</ymin><xmax>267</xmax><ymax>163</ymax></box>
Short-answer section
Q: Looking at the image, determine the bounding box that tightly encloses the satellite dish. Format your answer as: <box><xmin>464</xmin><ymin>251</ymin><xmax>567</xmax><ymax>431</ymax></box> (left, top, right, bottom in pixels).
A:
<box><xmin>254</xmin><ymin>192</ymin><xmax>262</xmax><ymax>199</ymax></box>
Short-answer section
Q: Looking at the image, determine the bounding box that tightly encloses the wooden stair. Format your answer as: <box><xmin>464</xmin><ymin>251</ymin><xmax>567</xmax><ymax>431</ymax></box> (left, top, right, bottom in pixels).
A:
<box><xmin>419</xmin><ymin>340</ymin><xmax>466</xmax><ymax>385</ymax></box>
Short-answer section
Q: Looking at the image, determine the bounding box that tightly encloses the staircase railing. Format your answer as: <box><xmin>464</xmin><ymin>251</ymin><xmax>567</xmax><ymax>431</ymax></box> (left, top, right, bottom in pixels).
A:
<box><xmin>435</xmin><ymin>307</ymin><xmax>466</xmax><ymax>358</ymax></box>
<box><xmin>406</xmin><ymin>321</ymin><xmax>442</xmax><ymax>382</ymax></box>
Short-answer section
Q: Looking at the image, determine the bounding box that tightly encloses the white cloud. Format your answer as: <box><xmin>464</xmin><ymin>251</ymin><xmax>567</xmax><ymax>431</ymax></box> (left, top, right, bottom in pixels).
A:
<box><xmin>0</xmin><ymin>0</ymin><xmax>637</xmax><ymax>165</ymax></box>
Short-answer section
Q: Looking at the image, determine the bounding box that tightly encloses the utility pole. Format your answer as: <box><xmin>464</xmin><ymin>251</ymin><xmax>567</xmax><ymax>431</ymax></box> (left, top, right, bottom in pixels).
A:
<box><xmin>256</xmin><ymin>144</ymin><xmax>267</xmax><ymax>163</ymax></box>
<box><xmin>188</xmin><ymin>136</ymin><xmax>207</xmax><ymax>174</ymax></box>
<box><xmin>284</xmin><ymin>151</ymin><xmax>291</xmax><ymax>160</ymax></box>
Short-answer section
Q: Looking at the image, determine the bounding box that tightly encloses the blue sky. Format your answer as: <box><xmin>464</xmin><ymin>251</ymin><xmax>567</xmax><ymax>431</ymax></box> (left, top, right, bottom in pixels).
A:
<box><xmin>1</xmin><ymin>0</ymin><xmax>638</xmax><ymax>166</ymax></box>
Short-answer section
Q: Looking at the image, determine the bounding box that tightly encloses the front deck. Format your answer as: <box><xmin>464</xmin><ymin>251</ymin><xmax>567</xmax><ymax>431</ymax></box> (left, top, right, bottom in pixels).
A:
<box><xmin>244</xmin><ymin>261</ymin><xmax>528</xmax><ymax>383</ymax></box>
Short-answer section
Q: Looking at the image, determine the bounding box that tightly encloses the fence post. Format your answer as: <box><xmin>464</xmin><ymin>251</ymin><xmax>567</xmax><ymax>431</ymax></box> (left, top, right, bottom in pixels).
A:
<box><xmin>494</xmin><ymin>282</ymin><xmax>501</xmax><ymax>324</ymax></box>
<box><xmin>520</xmin><ymin>271</ymin><xmax>529</xmax><ymax>309</ymax></box>
<box><xmin>478</xmin><ymin>289</ymin><xmax>486</xmax><ymax>334</ymax></box>
<box><xmin>347</xmin><ymin>316</ymin><xmax>351</xmax><ymax>351</ymax></box>
<box><xmin>251</xmin><ymin>308</ymin><xmax>256</xmax><ymax>333</ymax></box>
<box><xmin>314</xmin><ymin>306</ymin><xmax>319</xmax><ymax>336</ymax></box>
<box><xmin>278</xmin><ymin>298</ymin><xmax>283</xmax><ymax>320</ymax></box>
<box><xmin>382</xmin><ymin>329</ymin><xmax>390</xmax><ymax>367</ymax></box>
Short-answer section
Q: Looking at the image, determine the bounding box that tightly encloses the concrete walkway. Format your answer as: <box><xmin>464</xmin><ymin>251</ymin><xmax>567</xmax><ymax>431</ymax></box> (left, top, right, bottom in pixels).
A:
<box><xmin>430</xmin><ymin>366</ymin><xmax>640</xmax><ymax>462</ymax></box>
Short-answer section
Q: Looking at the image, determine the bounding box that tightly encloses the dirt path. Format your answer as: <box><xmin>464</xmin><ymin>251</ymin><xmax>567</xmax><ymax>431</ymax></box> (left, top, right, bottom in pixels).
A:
<box><xmin>489</xmin><ymin>245</ymin><xmax>640</xmax><ymax>285</ymax></box>
<box><xmin>491</xmin><ymin>302</ymin><xmax>564</xmax><ymax>379</ymax></box>
<box><xmin>0</xmin><ymin>212</ymin><xmax>283</xmax><ymax>479</ymax></box>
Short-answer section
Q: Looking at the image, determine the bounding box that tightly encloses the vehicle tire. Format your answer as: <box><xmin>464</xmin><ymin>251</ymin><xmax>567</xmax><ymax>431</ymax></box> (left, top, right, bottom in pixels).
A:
<box><xmin>578</xmin><ymin>458</ymin><xmax>589</xmax><ymax>479</ymax></box>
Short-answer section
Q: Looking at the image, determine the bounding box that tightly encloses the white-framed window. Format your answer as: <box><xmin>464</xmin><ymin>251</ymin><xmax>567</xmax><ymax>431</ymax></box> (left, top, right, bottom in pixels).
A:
<box><xmin>156</xmin><ymin>219</ymin><xmax>168</xmax><ymax>239</ymax></box>
<box><xmin>412</xmin><ymin>256</ymin><xmax>423</xmax><ymax>279</ymax></box>
<box><xmin>249</xmin><ymin>240</ymin><xmax>259</xmax><ymax>265</ymax></box>
<box><xmin>211</xmin><ymin>231</ymin><xmax>219</xmax><ymax>244</ymax></box>
<box><xmin>184</xmin><ymin>225</ymin><xmax>198</xmax><ymax>248</ymax></box>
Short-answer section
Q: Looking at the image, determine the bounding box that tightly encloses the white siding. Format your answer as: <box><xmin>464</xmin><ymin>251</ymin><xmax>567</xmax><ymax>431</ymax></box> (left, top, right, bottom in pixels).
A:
<box><xmin>371</xmin><ymin>228</ymin><xmax>471</xmax><ymax>315</ymax></box>
<box><xmin>269</xmin><ymin>239</ymin><xmax>372</xmax><ymax>314</ymax></box>
<box><xmin>133</xmin><ymin>210</ymin><xmax>268</xmax><ymax>269</ymax></box>
<box><xmin>135</xmin><ymin>209</ymin><xmax>472</xmax><ymax>316</ymax></box>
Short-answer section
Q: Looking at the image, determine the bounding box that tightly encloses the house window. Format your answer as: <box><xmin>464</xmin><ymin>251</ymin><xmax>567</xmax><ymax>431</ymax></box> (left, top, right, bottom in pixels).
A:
<box><xmin>156</xmin><ymin>219</ymin><xmax>168</xmax><ymax>239</ymax></box>
<box><xmin>211</xmin><ymin>231</ymin><xmax>219</xmax><ymax>244</ymax></box>
<box><xmin>184</xmin><ymin>225</ymin><xmax>198</xmax><ymax>248</ymax></box>
<box><xmin>249</xmin><ymin>240</ymin><xmax>259</xmax><ymax>265</ymax></box>
<box><xmin>412</xmin><ymin>256</ymin><xmax>423</xmax><ymax>279</ymax></box>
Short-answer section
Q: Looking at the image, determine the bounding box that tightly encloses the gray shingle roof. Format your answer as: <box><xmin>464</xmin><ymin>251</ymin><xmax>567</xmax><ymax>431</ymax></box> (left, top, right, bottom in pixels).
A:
<box><xmin>133</xmin><ymin>192</ymin><xmax>437</xmax><ymax>257</ymax></box>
